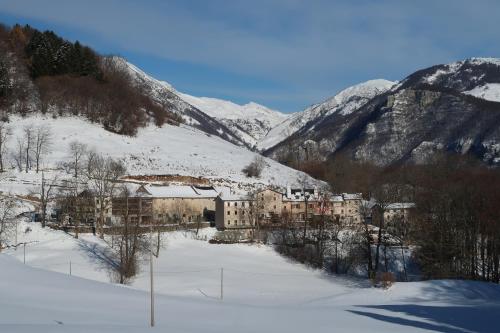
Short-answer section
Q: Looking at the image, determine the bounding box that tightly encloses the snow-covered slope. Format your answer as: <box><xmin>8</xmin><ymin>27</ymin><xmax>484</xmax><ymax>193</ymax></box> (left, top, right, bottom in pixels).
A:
<box><xmin>117</xmin><ymin>58</ymin><xmax>247</xmax><ymax>147</ymax></box>
<box><xmin>3</xmin><ymin>114</ymin><xmax>317</xmax><ymax>192</ymax></box>
<box><xmin>258</xmin><ymin>79</ymin><xmax>395</xmax><ymax>150</ymax></box>
<box><xmin>118</xmin><ymin>57</ymin><xmax>288</xmax><ymax>148</ymax></box>
<box><xmin>179</xmin><ymin>94</ymin><xmax>288</xmax><ymax>148</ymax></box>
<box><xmin>266</xmin><ymin>57</ymin><xmax>500</xmax><ymax>167</ymax></box>
<box><xmin>464</xmin><ymin>83</ymin><xmax>500</xmax><ymax>102</ymax></box>
<box><xmin>404</xmin><ymin>57</ymin><xmax>500</xmax><ymax>94</ymax></box>
<box><xmin>2</xmin><ymin>221</ymin><xmax>500</xmax><ymax>332</ymax></box>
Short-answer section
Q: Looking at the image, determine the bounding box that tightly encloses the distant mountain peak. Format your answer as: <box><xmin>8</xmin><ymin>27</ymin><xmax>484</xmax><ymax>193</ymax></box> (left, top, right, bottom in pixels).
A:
<box><xmin>257</xmin><ymin>79</ymin><xmax>395</xmax><ymax>150</ymax></box>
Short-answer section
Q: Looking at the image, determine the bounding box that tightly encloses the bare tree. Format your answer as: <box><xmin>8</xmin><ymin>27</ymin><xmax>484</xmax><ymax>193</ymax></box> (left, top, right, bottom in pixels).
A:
<box><xmin>111</xmin><ymin>185</ymin><xmax>149</xmax><ymax>284</ymax></box>
<box><xmin>242</xmin><ymin>155</ymin><xmax>266</xmax><ymax>178</ymax></box>
<box><xmin>245</xmin><ymin>189</ymin><xmax>266</xmax><ymax>241</ymax></box>
<box><xmin>358</xmin><ymin>200</ymin><xmax>375</xmax><ymax>278</ymax></box>
<box><xmin>297</xmin><ymin>174</ymin><xmax>312</xmax><ymax>245</ymax></box>
<box><xmin>33</xmin><ymin>125</ymin><xmax>52</xmax><ymax>173</ymax></box>
<box><xmin>85</xmin><ymin>150</ymin><xmax>125</xmax><ymax>238</ymax></box>
<box><xmin>0</xmin><ymin>123</ymin><xmax>11</xmax><ymax>172</ymax></box>
<box><xmin>38</xmin><ymin>173</ymin><xmax>58</xmax><ymax>228</ymax></box>
<box><xmin>372</xmin><ymin>183</ymin><xmax>403</xmax><ymax>274</ymax></box>
<box><xmin>0</xmin><ymin>196</ymin><xmax>16</xmax><ymax>251</ymax></box>
<box><xmin>22</xmin><ymin>124</ymin><xmax>34</xmax><ymax>173</ymax></box>
<box><xmin>67</xmin><ymin>141</ymin><xmax>87</xmax><ymax>179</ymax></box>
<box><xmin>12</xmin><ymin>137</ymin><xmax>24</xmax><ymax>171</ymax></box>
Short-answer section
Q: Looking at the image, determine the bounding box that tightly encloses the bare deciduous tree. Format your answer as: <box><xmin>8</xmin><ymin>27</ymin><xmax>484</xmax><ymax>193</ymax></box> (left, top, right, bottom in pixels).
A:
<box><xmin>0</xmin><ymin>123</ymin><xmax>11</xmax><ymax>172</ymax></box>
<box><xmin>67</xmin><ymin>141</ymin><xmax>87</xmax><ymax>179</ymax></box>
<box><xmin>85</xmin><ymin>150</ymin><xmax>125</xmax><ymax>238</ymax></box>
<box><xmin>38</xmin><ymin>173</ymin><xmax>58</xmax><ymax>228</ymax></box>
<box><xmin>0</xmin><ymin>196</ymin><xmax>16</xmax><ymax>251</ymax></box>
<box><xmin>33</xmin><ymin>125</ymin><xmax>52</xmax><ymax>173</ymax></box>
<box><xmin>23</xmin><ymin>124</ymin><xmax>34</xmax><ymax>173</ymax></box>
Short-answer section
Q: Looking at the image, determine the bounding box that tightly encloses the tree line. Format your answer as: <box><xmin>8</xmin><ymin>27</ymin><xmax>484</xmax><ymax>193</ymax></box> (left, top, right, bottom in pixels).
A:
<box><xmin>275</xmin><ymin>151</ymin><xmax>500</xmax><ymax>284</ymax></box>
<box><xmin>0</xmin><ymin>23</ymin><xmax>183</xmax><ymax>136</ymax></box>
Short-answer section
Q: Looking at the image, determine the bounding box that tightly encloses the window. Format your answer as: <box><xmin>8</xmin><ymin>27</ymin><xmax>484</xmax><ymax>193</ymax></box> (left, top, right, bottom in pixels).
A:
<box><xmin>242</xmin><ymin>211</ymin><xmax>245</xmax><ymax>216</ymax></box>
<box><xmin>234</xmin><ymin>220</ymin><xmax>238</xmax><ymax>225</ymax></box>
<box><xmin>228</xmin><ymin>221</ymin><xmax>231</xmax><ymax>225</ymax></box>
<box><xmin>273</xmin><ymin>205</ymin><xmax>276</xmax><ymax>209</ymax></box>
<box><xmin>274</xmin><ymin>196</ymin><xmax>276</xmax><ymax>201</ymax></box>
<box><xmin>235</xmin><ymin>211</ymin><xmax>238</xmax><ymax>215</ymax></box>
<box><xmin>309</xmin><ymin>204</ymin><xmax>313</xmax><ymax>208</ymax></box>
<box><xmin>242</xmin><ymin>202</ymin><xmax>245</xmax><ymax>207</ymax></box>
<box><xmin>227</xmin><ymin>211</ymin><xmax>230</xmax><ymax>215</ymax></box>
<box><xmin>227</xmin><ymin>202</ymin><xmax>230</xmax><ymax>207</ymax></box>
<box><xmin>242</xmin><ymin>220</ymin><xmax>246</xmax><ymax>225</ymax></box>
<box><xmin>235</xmin><ymin>202</ymin><xmax>238</xmax><ymax>207</ymax></box>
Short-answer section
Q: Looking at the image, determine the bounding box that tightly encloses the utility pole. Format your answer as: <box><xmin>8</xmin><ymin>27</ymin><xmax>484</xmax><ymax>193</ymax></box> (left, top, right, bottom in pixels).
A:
<box><xmin>15</xmin><ymin>220</ymin><xmax>18</xmax><ymax>250</ymax></box>
<box><xmin>69</xmin><ymin>260</ymin><xmax>72</xmax><ymax>276</ymax></box>
<box><xmin>150</xmin><ymin>225</ymin><xmax>155</xmax><ymax>327</ymax></box>
<box><xmin>220</xmin><ymin>267</ymin><xmax>224</xmax><ymax>301</ymax></box>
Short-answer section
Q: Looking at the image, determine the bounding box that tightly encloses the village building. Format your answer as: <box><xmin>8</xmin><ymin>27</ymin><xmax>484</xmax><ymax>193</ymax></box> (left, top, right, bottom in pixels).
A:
<box><xmin>383</xmin><ymin>203</ymin><xmax>415</xmax><ymax>222</ymax></box>
<box><xmin>119</xmin><ymin>184</ymin><xmax>220</xmax><ymax>225</ymax></box>
<box><xmin>111</xmin><ymin>186</ymin><xmax>153</xmax><ymax>225</ymax></box>
<box><xmin>215</xmin><ymin>192</ymin><xmax>254</xmax><ymax>230</ymax></box>
<box><xmin>282</xmin><ymin>187</ymin><xmax>320</xmax><ymax>221</ymax></box>
<box><xmin>337</xmin><ymin>193</ymin><xmax>363</xmax><ymax>224</ymax></box>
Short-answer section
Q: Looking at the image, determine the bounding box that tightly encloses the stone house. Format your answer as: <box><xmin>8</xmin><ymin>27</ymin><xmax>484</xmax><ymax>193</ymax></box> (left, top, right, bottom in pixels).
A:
<box><xmin>383</xmin><ymin>203</ymin><xmax>415</xmax><ymax>222</ymax></box>
<box><xmin>121</xmin><ymin>184</ymin><xmax>220</xmax><ymax>224</ymax></box>
<box><xmin>214</xmin><ymin>193</ymin><xmax>254</xmax><ymax>230</ymax></box>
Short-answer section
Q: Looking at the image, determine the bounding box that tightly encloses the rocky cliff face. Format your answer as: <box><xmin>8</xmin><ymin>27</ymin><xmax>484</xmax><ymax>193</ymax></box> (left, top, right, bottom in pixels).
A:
<box><xmin>265</xmin><ymin>58</ymin><xmax>500</xmax><ymax>166</ymax></box>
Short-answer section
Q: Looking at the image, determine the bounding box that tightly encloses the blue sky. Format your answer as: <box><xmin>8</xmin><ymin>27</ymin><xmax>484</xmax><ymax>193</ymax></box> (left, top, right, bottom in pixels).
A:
<box><xmin>0</xmin><ymin>0</ymin><xmax>499</xmax><ymax>113</ymax></box>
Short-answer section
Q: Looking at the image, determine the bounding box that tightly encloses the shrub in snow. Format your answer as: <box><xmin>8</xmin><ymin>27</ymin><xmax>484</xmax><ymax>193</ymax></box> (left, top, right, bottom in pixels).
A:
<box><xmin>242</xmin><ymin>156</ymin><xmax>265</xmax><ymax>178</ymax></box>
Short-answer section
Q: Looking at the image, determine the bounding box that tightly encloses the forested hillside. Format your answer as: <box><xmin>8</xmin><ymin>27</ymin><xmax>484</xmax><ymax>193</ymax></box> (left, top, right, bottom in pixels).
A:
<box><xmin>0</xmin><ymin>24</ymin><xmax>182</xmax><ymax>136</ymax></box>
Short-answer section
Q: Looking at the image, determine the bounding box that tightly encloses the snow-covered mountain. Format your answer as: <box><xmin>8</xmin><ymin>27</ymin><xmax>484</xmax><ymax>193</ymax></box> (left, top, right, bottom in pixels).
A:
<box><xmin>117</xmin><ymin>58</ymin><xmax>247</xmax><ymax>147</ymax></box>
<box><xmin>179</xmin><ymin>94</ymin><xmax>288</xmax><ymax>148</ymax></box>
<box><xmin>119</xmin><ymin>58</ymin><xmax>288</xmax><ymax>149</ymax></box>
<box><xmin>265</xmin><ymin>57</ymin><xmax>500</xmax><ymax>166</ymax></box>
<box><xmin>258</xmin><ymin>79</ymin><xmax>395</xmax><ymax>150</ymax></box>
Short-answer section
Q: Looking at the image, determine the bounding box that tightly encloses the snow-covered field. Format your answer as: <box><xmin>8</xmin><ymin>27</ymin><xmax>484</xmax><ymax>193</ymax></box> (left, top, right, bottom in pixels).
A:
<box><xmin>2</xmin><ymin>220</ymin><xmax>499</xmax><ymax>332</ymax></box>
<box><xmin>2</xmin><ymin>114</ymin><xmax>318</xmax><ymax>196</ymax></box>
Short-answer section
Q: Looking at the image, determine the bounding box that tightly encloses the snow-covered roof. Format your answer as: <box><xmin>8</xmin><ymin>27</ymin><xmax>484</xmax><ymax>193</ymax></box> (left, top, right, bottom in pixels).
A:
<box><xmin>331</xmin><ymin>195</ymin><xmax>344</xmax><ymax>202</ymax></box>
<box><xmin>136</xmin><ymin>184</ymin><xmax>220</xmax><ymax>199</ymax></box>
<box><xmin>342</xmin><ymin>193</ymin><xmax>362</xmax><ymax>201</ymax></box>
<box><xmin>284</xmin><ymin>188</ymin><xmax>319</xmax><ymax>201</ymax></box>
<box><xmin>218</xmin><ymin>192</ymin><xmax>251</xmax><ymax>201</ymax></box>
<box><xmin>386</xmin><ymin>203</ymin><xmax>416</xmax><ymax>210</ymax></box>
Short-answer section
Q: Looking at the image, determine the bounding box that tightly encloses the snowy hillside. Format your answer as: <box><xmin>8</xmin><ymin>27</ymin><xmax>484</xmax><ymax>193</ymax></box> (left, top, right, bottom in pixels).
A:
<box><xmin>119</xmin><ymin>57</ymin><xmax>288</xmax><ymax>148</ymax></box>
<box><xmin>258</xmin><ymin>79</ymin><xmax>394</xmax><ymax>150</ymax></box>
<box><xmin>2</xmin><ymin>114</ymin><xmax>317</xmax><ymax>194</ymax></box>
<box><xmin>464</xmin><ymin>83</ymin><xmax>500</xmax><ymax>102</ymax></box>
<box><xmin>404</xmin><ymin>57</ymin><xmax>500</xmax><ymax>95</ymax></box>
<box><xmin>2</xmin><ymin>221</ymin><xmax>500</xmax><ymax>332</ymax></box>
<box><xmin>117</xmin><ymin>58</ymin><xmax>247</xmax><ymax>147</ymax></box>
<box><xmin>266</xmin><ymin>57</ymin><xmax>500</xmax><ymax>167</ymax></box>
<box><xmin>179</xmin><ymin>94</ymin><xmax>288</xmax><ymax>147</ymax></box>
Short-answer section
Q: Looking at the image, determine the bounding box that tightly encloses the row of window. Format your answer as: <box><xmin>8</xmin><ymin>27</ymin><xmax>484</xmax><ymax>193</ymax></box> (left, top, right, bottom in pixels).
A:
<box><xmin>227</xmin><ymin>220</ymin><xmax>249</xmax><ymax>226</ymax></box>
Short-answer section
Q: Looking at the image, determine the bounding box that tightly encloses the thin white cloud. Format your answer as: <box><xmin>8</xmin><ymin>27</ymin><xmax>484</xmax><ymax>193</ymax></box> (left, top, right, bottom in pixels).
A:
<box><xmin>1</xmin><ymin>0</ymin><xmax>499</xmax><ymax>109</ymax></box>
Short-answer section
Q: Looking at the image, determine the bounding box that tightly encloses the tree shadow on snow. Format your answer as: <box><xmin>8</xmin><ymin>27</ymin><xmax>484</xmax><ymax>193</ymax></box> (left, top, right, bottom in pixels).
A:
<box><xmin>76</xmin><ymin>240</ymin><xmax>119</xmax><ymax>280</ymax></box>
<box><xmin>348</xmin><ymin>304</ymin><xmax>499</xmax><ymax>333</ymax></box>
